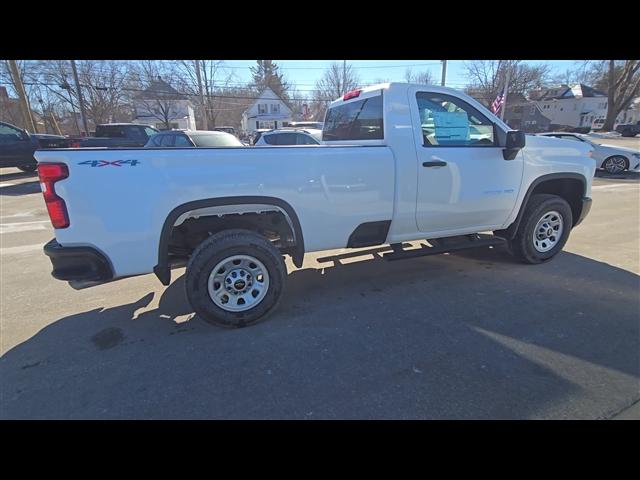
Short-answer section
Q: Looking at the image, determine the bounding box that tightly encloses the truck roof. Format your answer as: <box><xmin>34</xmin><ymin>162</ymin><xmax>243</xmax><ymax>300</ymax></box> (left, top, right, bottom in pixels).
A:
<box><xmin>329</xmin><ymin>82</ymin><xmax>475</xmax><ymax>107</ymax></box>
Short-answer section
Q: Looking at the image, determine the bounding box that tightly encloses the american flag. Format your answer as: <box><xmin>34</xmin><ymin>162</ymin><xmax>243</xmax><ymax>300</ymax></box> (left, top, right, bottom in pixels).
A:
<box><xmin>491</xmin><ymin>93</ymin><xmax>505</xmax><ymax>115</ymax></box>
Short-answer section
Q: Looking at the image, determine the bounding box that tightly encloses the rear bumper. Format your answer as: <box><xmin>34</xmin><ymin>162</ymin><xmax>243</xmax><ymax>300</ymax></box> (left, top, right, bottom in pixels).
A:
<box><xmin>43</xmin><ymin>239</ymin><xmax>113</xmax><ymax>282</ymax></box>
<box><xmin>575</xmin><ymin>197</ymin><xmax>592</xmax><ymax>226</ymax></box>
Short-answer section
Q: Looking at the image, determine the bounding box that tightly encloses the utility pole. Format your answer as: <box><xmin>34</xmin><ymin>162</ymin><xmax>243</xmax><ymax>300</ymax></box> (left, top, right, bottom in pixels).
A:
<box><xmin>342</xmin><ymin>60</ymin><xmax>347</xmax><ymax>96</ymax></box>
<box><xmin>49</xmin><ymin>108</ymin><xmax>62</xmax><ymax>136</ymax></box>
<box><xmin>500</xmin><ymin>66</ymin><xmax>511</xmax><ymax>121</ymax></box>
<box><xmin>60</xmin><ymin>82</ymin><xmax>81</xmax><ymax>136</ymax></box>
<box><xmin>441</xmin><ymin>60</ymin><xmax>447</xmax><ymax>87</ymax></box>
<box><xmin>7</xmin><ymin>60</ymin><xmax>37</xmax><ymax>132</ymax></box>
<box><xmin>195</xmin><ymin>60</ymin><xmax>208</xmax><ymax>130</ymax></box>
<box><xmin>70</xmin><ymin>60</ymin><xmax>89</xmax><ymax>136</ymax></box>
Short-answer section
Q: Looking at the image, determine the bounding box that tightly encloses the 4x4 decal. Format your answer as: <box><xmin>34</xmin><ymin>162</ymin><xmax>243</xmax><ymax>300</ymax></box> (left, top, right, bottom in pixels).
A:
<box><xmin>78</xmin><ymin>160</ymin><xmax>140</xmax><ymax>167</ymax></box>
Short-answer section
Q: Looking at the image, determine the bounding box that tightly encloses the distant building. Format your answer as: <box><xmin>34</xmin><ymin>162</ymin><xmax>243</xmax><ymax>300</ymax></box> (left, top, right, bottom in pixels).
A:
<box><xmin>530</xmin><ymin>84</ymin><xmax>629</xmax><ymax>130</ymax></box>
<box><xmin>133</xmin><ymin>77</ymin><xmax>196</xmax><ymax>130</ymax></box>
<box><xmin>241</xmin><ymin>88</ymin><xmax>292</xmax><ymax>134</ymax></box>
<box><xmin>503</xmin><ymin>93</ymin><xmax>551</xmax><ymax>133</ymax></box>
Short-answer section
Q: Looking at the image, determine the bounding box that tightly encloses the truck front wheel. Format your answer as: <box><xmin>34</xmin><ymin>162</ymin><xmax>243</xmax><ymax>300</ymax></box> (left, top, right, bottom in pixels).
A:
<box><xmin>509</xmin><ymin>194</ymin><xmax>573</xmax><ymax>264</ymax></box>
<box><xmin>185</xmin><ymin>229</ymin><xmax>287</xmax><ymax>328</ymax></box>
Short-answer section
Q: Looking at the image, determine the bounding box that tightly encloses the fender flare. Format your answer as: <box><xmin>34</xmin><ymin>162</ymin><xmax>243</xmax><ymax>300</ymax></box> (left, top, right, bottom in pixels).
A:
<box><xmin>154</xmin><ymin>196</ymin><xmax>305</xmax><ymax>285</ymax></box>
<box><xmin>501</xmin><ymin>172</ymin><xmax>587</xmax><ymax>239</ymax></box>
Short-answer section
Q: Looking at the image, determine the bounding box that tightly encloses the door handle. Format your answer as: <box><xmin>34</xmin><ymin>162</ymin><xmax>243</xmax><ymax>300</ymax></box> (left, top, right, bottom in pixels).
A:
<box><xmin>422</xmin><ymin>161</ymin><xmax>447</xmax><ymax>167</ymax></box>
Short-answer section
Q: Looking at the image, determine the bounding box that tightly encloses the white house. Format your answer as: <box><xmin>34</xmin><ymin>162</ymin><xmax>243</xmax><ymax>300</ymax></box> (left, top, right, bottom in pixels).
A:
<box><xmin>133</xmin><ymin>77</ymin><xmax>196</xmax><ymax>131</ymax></box>
<box><xmin>241</xmin><ymin>88</ymin><xmax>292</xmax><ymax>134</ymax></box>
<box><xmin>531</xmin><ymin>83</ymin><xmax>632</xmax><ymax>129</ymax></box>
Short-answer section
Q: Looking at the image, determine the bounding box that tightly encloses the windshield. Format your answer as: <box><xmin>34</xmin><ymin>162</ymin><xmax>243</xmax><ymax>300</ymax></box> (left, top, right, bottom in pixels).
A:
<box><xmin>190</xmin><ymin>133</ymin><xmax>243</xmax><ymax>147</ymax></box>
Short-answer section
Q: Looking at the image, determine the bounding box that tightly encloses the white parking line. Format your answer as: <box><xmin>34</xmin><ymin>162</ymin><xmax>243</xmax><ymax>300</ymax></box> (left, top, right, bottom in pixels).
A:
<box><xmin>0</xmin><ymin>182</ymin><xmax>16</xmax><ymax>187</ymax></box>
<box><xmin>592</xmin><ymin>183</ymin><xmax>639</xmax><ymax>190</ymax></box>
<box><xmin>0</xmin><ymin>210</ymin><xmax>38</xmax><ymax>219</ymax></box>
<box><xmin>0</xmin><ymin>243</ymin><xmax>44</xmax><ymax>255</ymax></box>
<box><xmin>0</xmin><ymin>220</ymin><xmax>51</xmax><ymax>234</ymax></box>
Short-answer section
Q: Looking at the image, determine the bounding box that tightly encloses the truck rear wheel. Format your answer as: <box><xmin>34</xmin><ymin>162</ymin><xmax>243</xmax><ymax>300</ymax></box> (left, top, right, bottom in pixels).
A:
<box><xmin>185</xmin><ymin>229</ymin><xmax>286</xmax><ymax>328</ymax></box>
<box><xmin>509</xmin><ymin>194</ymin><xmax>573</xmax><ymax>264</ymax></box>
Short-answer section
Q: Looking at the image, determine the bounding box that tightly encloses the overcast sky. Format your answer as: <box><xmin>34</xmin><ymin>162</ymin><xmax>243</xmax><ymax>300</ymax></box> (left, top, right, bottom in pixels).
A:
<box><xmin>221</xmin><ymin>60</ymin><xmax>579</xmax><ymax>92</ymax></box>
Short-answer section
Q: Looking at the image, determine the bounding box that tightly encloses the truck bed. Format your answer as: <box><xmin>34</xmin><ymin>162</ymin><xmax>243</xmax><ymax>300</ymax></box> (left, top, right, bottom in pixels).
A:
<box><xmin>35</xmin><ymin>145</ymin><xmax>396</xmax><ymax>278</ymax></box>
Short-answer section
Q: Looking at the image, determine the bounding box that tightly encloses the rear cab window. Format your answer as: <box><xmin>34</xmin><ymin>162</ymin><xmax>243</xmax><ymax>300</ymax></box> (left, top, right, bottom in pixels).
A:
<box><xmin>323</xmin><ymin>91</ymin><xmax>384</xmax><ymax>142</ymax></box>
<box><xmin>95</xmin><ymin>125</ymin><xmax>126</xmax><ymax>138</ymax></box>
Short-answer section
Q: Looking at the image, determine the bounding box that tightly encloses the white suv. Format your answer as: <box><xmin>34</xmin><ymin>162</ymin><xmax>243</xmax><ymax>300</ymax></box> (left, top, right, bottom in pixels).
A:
<box><xmin>254</xmin><ymin>128</ymin><xmax>322</xmax><ymax>146</ymax></box>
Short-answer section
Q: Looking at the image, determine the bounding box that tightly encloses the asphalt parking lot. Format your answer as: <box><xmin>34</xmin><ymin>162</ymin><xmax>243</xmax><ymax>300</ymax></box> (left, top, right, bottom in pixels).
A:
<box><xmin>1</xmin><ymin>151</ymin><xmax>639</xmax><ymax>419</ymax></box>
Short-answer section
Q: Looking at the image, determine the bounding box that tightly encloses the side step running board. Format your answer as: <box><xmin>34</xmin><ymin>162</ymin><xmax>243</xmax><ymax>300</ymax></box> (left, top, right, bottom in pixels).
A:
<box><xmin>383</xmin><ymin>234</ymin><xmax>506</xmax><ymax>261</ymax></box>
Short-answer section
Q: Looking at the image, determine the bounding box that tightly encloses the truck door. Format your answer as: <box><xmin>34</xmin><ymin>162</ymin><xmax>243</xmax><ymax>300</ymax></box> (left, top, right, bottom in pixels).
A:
<box><xmin>408</xmin><ymin>87</ymin><xmax>523</xmax><ymax>235</ymax></box>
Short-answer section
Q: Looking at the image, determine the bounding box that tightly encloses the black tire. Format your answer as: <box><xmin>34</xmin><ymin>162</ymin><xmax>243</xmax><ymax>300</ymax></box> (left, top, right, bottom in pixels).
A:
<box><xmin>509</xmin><ymin>194</ymin><xmax>573</xmax><ymax>264</ymax></box>
<box><xmin>602</xmin><ymin>155</ymin><xmax>629</xmax><ymax>174</ymax></box>
<box><xmin>18</xmin><ymin>164</ymin><xmax>37</xmax><ymax>172</ymax></box>
<box><xmin>185</xmin><ymin>229</ymin><xmax>287</xmax><ymax>328</ymax></box>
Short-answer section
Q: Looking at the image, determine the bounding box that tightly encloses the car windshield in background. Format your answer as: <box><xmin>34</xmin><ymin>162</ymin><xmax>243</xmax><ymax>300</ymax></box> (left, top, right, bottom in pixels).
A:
<box><xmin>323</xmin><ymin>95</ymin><xmax>384</xmax><ymax>141</ymax></box>
<box><xmin>190</xmin><ymin>133</ymin><xmax>243</xmax><ymax>147</ymax></box>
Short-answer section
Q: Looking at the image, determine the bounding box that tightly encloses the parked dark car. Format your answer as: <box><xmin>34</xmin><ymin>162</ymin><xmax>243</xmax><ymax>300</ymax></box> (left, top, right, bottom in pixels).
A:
<box><xmin>615</xmin><ymin>121</ymin><xmax>640</xmax><ymax>137</ymax></box>
<box><xmin>144</xmin><ymin>130</ymin><xmax>244</xmax><ymax>148</ymax></box>
<box><xmin>69</xmin><ymin>123</ymin><xmax>159</xmax><ymax>148</ymax></box>
<box><xmin>0</xmin><ymin>121</ymin><xmax>69</xmax><ymax>172</ymax></box>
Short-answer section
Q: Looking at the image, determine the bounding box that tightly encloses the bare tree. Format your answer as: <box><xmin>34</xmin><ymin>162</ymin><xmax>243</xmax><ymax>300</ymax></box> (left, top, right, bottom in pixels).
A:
<box><xmin>463</xmin><ymin>60</ymin><xmax>550</xmax><ymax>107</ymax></box>
<box><xmin>598</xmin><ymin>60</ymin><xmax>640</xmax><ymax>130</ymax></box>
<box><xmin>131</xmin><ymin>61</ymin><xmax>187</xmax><ymax>130</ymax></box>
<box><xmin>177</xmin><ymin>60</ymin><xmax>234</xmax><ymax>129</ymax></box>
<box><xmin>29</xmin><ymin>60</ymin><xmax>134</xmax><ymax>132</ymax></box>
<box><xmin>404</xmin><ymin>68</ymin><xmax>434</xmax><ymax>85</ymax></box>
<box><xmin>213</xmin><ymin>86</ymin><xmax>257</xmax><ymax>133</ymax></box>
<box><xmin>312</xmin><ymin>62</ymin><xmax>360</xmax><ymax>120</ymax></box>
<box><xmin>1</xmin><ymin>60</ymin><xmax>50</xmax><ymax>131</ymax></box>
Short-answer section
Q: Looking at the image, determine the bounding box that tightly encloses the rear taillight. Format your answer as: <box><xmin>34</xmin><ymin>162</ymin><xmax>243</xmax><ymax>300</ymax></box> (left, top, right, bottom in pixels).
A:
<box><xmin>37</xmin><ymin>163</ymin><xmax>69</xmax><ymax>229</ymax></box>
<box><xmin>68</xmin><ymin>140</ymin><xmax>81</xmax><ymax>148</ymax></box>
<box><xmin>343</xmin><ymin>89</ymin><xmax>361</xmax><ymax>101</ymax></box>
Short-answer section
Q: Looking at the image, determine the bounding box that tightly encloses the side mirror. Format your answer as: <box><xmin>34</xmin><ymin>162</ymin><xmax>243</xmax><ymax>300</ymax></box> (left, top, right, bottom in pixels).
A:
<box><xmin>506</xmin><ymin>130</ymin><xmax>525</xmax><ymax>149</ymax></box>
<box><xmin>503</xmin><ymin>130</ymin><xmax>525</xmax><ymax>160</ymax></box>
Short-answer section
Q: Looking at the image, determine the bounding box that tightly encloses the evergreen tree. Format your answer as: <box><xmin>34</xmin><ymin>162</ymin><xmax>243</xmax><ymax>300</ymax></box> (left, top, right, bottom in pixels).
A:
<box><xmin>250</xmin><ymin>60</ymin><xmax>289</xmax><ymax>100</ymax></box>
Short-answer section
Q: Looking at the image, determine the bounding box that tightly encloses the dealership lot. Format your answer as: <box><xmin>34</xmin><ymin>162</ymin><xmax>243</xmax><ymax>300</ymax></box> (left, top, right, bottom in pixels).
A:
<box><xmin>1</xmin><ymin>162</ymin><xmax>638</xmax><ymax>419</ymax></box>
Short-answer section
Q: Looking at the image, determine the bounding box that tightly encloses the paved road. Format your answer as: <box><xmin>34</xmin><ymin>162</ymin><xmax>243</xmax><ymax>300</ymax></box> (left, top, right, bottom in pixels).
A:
<box><xmin>1</xmin><ymin>167</ymin><xmax>638</xmax><ymax>419</ymax></box>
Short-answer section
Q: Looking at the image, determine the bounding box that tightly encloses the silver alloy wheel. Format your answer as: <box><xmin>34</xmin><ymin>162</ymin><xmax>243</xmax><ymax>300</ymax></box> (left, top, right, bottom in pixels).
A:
<box><xmin>207</xmin><ymin>255</ymin><xmax>270</xmax><ymax>312</ymax></box>
<box><xmin>532</xmin><ymin>210</ymin><xmax>564</xmax><ymax>253</ymax></box>
<box><xmin>603</xmin><ymin>156</ymin><xmax>627</xmax><ymax>174</ymax></box>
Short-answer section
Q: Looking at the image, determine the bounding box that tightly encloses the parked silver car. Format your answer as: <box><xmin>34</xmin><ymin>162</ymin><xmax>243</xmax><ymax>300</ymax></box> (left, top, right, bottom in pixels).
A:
<box><xmin>538</xmin><ymin>132</ymin><xmax>640</xmax><ymax>174</ymax></box>
<box><xmin>254</xmin><ymin>128</ymin><xmax>322</xmax><ymax>146</ymax></box>
<box><xmin>145</xmin><ymin>130</ymin><xmax>243</xmax><ymax>148</ymax></box>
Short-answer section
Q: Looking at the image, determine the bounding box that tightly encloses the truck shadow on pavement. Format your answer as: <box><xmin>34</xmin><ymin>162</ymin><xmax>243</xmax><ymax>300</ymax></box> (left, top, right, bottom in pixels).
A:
<box><xmin>0</xmin><ymin>181</ymin><xmax>41</xmax><ymax>196</ymax></box>
<box><xmin>1</xmin><ymin>247</ymin><xmax>639</xmax><ymax>419</ymax></box>
<box><xmin>0</xmin><ymin>170</ymin><xmax>37</xmax><ymax>182</ymax></box>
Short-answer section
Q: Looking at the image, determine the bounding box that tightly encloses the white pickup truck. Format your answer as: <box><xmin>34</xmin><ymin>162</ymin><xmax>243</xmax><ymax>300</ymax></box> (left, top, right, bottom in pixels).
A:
<box><xmin>35</xmin><ymin>83</ymin><xmax>595</xmax><ymax>328</ymax></box>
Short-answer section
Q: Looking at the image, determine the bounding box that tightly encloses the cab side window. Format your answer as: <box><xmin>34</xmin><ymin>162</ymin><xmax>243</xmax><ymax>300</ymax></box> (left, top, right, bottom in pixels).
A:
<box><xmin>416</xmin><ymin>92</ymin><xmax>495</xmax><ymax>147</ymax></box>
